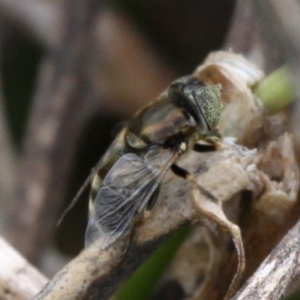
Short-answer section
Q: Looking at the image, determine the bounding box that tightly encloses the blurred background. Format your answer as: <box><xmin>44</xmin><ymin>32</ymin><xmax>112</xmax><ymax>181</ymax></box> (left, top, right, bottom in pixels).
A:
<box><xmin>0</xmin><ymin>0</ymin><xmax>300</xmax><ymax>299</ymax></box>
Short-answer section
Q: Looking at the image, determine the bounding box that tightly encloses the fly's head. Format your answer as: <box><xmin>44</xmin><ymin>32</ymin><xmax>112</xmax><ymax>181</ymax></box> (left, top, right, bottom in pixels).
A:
<box><xmin>168</xmin><ymin>75</ymin><xmax>222</xmax><ymax>146</ymax></box>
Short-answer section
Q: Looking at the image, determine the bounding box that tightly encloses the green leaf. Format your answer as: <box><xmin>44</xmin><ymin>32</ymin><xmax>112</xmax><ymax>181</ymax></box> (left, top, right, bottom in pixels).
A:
<box><xmin>114</xmin><ymin>226</ymin><xmax>190</xmax><ymax>300</ymax></box>
<box><xmin>255</xmin><ymin>66</ymin><xmax>295</xmax><ymax>114</ymax></box>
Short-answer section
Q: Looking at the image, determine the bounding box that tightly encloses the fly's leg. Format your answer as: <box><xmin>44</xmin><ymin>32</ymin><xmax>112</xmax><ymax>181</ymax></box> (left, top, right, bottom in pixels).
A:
<box><xmin>171</xmin><ymin>163</ymin><xmax>245</xmax><ymax>300</ymax></box>
<box><xmin>193</xmin><ymin>131</ymin><xmax>223</xmax><ymax>154</ymax></box>
<box><xmin>193</xmin><ymin>143</ymin><xmax>218</xmax><ymax>153</ymax></box>
<box><xmin>143</xmin><ymin>187</ymin><xmax>161</xmax><ymax>219</ymax></box>
<box><xmin>146</xmin><ymin>187</ymin><xmax>161</xmax><ymax>212</ymax></box>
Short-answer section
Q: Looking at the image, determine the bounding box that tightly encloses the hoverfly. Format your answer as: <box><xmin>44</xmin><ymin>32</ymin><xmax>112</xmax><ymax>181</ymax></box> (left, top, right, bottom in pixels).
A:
<box><xmin>63</xmin><ymin>75</ymin><xmax>222</xmax><ymax>250</ymax></box>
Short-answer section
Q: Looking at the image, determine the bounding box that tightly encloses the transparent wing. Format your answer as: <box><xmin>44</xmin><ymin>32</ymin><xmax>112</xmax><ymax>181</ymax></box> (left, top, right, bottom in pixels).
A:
<box><xmin>57</xmin><ymin>130</ymin><xmax>126</xmax><ymax>225</ymax></box>
<box><xmin>85</xmin><ymin>146</ymin><xmax>179</xmax><ymax>250</ymax></box>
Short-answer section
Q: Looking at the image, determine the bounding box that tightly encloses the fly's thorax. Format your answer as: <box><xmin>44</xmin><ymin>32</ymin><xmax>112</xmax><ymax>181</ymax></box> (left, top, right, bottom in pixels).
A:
<box><xmin>126</xmin><ymin>98</ymin><xmax>196</xmax><ymax>149</ymax></box>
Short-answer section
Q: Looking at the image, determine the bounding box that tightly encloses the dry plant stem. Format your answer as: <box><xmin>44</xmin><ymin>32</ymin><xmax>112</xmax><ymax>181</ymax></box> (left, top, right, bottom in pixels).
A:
<box><xmin>224</xmin><ymin>0</ymin><xmax>255</xmax><ymax>54</ymax></box>
<box><xmin>7</xmin><ymin>0</ymin><xmax>106</xmax><ymax>262</ymax></box>
<box><xmin>0</xmin><ymin>24</ymin><xmax>18</xmax><ymax>229</ymax></box>
<box><xmin>224</xmin><ymin>0</ymin><xmax>266</xmax><ymax>69</ymax></box>
<box><xmin>0</xmin><ymin>236</ymin><xmax>48</xmax><ymax>300</ymax></box>
<box><xmin>234</xmin><ymin>219</ymin><xmax>300</xmax><ymax>300</ymax></box>
<box><xmin>0</xmin><ymin>69</ymin><xmax>18</xmax><ymax>232</ymax></box>
<box><xmin>0</xmin><ymin>0</ymin><xmax>59</xmax><ymax>47</ymax></box>
<box><xmin>252</xmin><ymin>0</ymin><xmax>300</xmax><ymax>80</ymax></box>
<box><xmin>35</xmin><ymin>141</ymin><xmax>258</xmax><ymax>300</ymax></box>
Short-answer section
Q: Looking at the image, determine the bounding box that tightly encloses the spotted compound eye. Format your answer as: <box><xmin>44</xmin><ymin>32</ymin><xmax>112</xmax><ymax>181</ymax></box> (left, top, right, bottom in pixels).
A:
<box><xmin>196</xmin><ymin>84</ymin><xmax>222</xmax><ymax>130</ymax></box>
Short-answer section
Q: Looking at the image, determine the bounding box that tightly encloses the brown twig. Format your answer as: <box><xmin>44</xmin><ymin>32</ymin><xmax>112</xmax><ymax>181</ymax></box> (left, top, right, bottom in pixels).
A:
<box><xmin>0</xmin><ymin>30</ymin><xmax>19</xmax><ymax>233</ymax></box>
<box><xmin>252</xmin><ymin>0</ymin><xmax>300</xmax><ymax>76</ymax></box>
<box><xmin>0</xmin><ymin>0</ymin><xmax>59</xmax><ymax>47</ymax></box>
<box><xmin>0</xmin><ymin>236</ymin><xmax>48</xmax><ymax>300</ymax></box>
<box><xmin>6</xmin><ymin>0</ymin><xmax>106</xmax><ymax>262</ymax></box>
<box><xmin>0</xmin><ymin>93</ymin><xmax>17</xmax><ymax>229</ymax></box>
<box><xmin>234</xmin><ymin>219</ymin><xmax>300</xmax><ymax>300</ymax></box>
<box><xmin>224</xmin><ymin>0</ymin><xmax>256</xmax><ymax>55</ymax></box>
